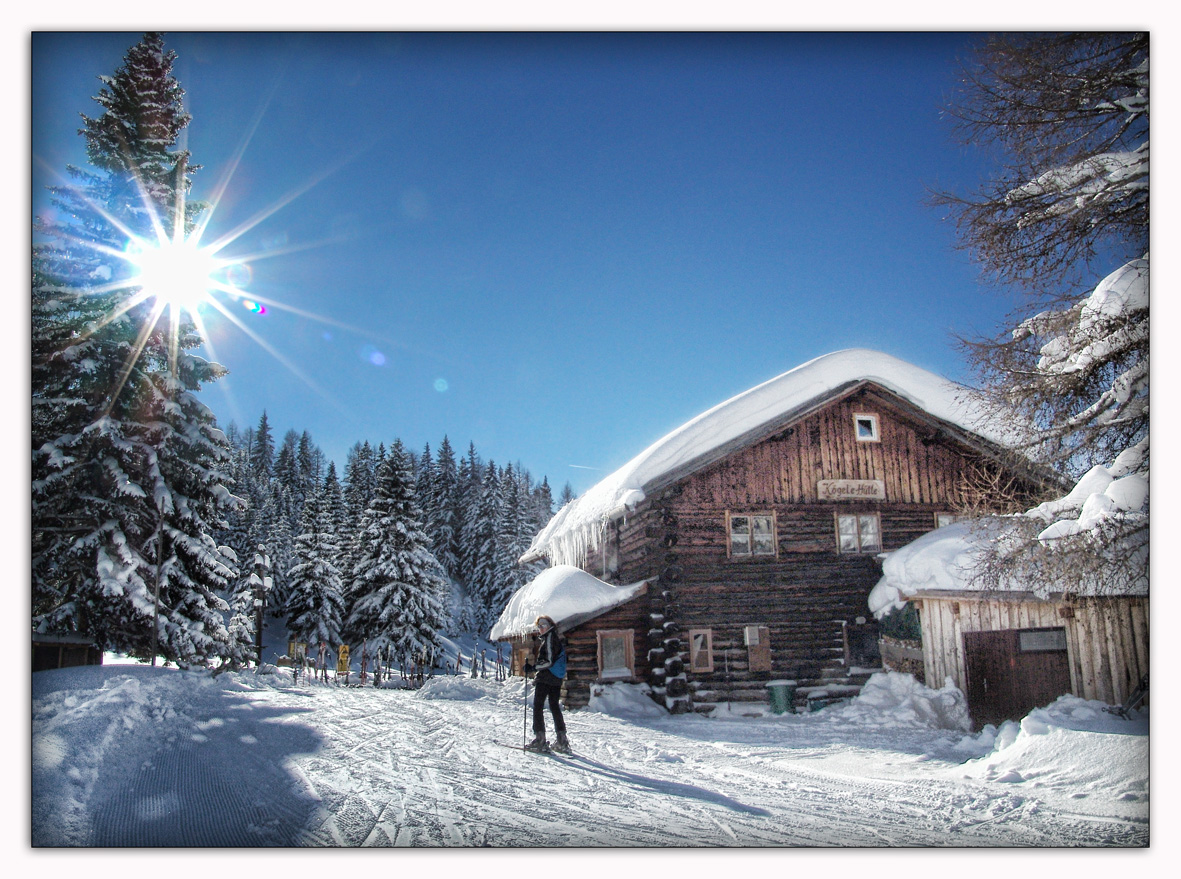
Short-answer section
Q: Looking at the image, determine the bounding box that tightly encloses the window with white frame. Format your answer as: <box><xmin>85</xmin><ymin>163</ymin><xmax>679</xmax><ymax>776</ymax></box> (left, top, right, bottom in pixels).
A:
<box><xmin>597</xmin><ymin>629</ymin><xmax>635</xmax><ymax>679</ymax></box>
<box><xmin>688</xmin><ymin>629</ymin><xmax>714</xmax><ymax>672</ymax></box>
<box><xmin>853</xmin><ymin>413</ymin><xmax>880</xmax><ymax>442</ymax></box>
<box><xmin>935</xmin><ymin>512</ymin><xmax>959</xmax><ymax>529</ymax></box>
<box><xmin>836</xmin><ymin>513</ymin><xmax>882</xmax><ymax>554</ymax></box>
<box><xmin>728</xmin><ymin>513</ymin><xmax>777</xmax><ymax>558</ymax></box>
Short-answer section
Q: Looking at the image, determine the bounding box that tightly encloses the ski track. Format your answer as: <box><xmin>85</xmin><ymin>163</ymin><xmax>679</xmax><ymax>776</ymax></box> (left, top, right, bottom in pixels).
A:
<box><xmin>37</xmin><ymin>675</ymin><xmax>1149</xmax><ymax>847</ymax></box>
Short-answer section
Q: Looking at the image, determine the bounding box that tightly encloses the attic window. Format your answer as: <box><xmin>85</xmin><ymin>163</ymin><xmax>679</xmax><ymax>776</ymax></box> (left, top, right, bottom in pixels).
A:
<box><xmin>854</xmin><ymin>413</ymin><xmax>880</xmax><ymax>442</ymax></box>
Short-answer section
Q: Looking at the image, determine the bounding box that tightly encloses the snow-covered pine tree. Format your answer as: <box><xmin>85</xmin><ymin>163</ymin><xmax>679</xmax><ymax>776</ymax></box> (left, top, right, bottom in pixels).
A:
<box><xmin>250</xmin><ymin>411</ymin><xmax>275</xmax><ymax>479</ymax></box>
<box><xmin>491</xmin><ymin>463</ymin><xmax>529</xmax><ymax>623</ymax></box>
<box><xmin>274</xmin><ymin>429</ymin><xmax>304</xmax><ymax>517</ymax></box>
<box><xmin>298</xmin><ymin>430</ymin><xmax>321</xmax><ymax>495</ymax></box>
<box><xmin>32</xmin><ymin>33</ymin><xmax>236</xmax><ymax>665</ymax></box>
<box><xmin>264</xmin><ymin>482</ymin><xmax>297</xmax><ymax>612</ymax></box>
<box><xmin>531</xmin><ymin>475</ymin><xmax>554</xmax><ymax>528</ymax></box>
<box><xmin>344</xmin><ymin>440</ymin><xmax>377</xmax><ymax>531</ymax></box>
<box><xmin>344</xmin><ymin>441</ymin><xmax>447</xmax><ymax>661</ymax></box>
<box><xmin>427</xmin><ymin>436</ymin><xmax>462</xmax><ymax>581</ymax></box>
<box><xmin>417</xmin><ymin>441</ymin><xmax>435</xmax><ymax>534</ymax></box>
<box><xmin>321</xmin><ymin>460</ymin><xmax>347</xmax><ymax>537</ymax></box>
<box><xmin>937</xmin><ymin>32</ymin><xmax>1149</xmax><ymax>597</ymax></box>
<box><xmin>466</xmin><ymin>460</ymin><xmax>505</xmax><ymax>635</ymax></box>
<box><xmin>286</xmin><ymin>485</ymin><xmax>346</xmax><ymax>647</ymax></box>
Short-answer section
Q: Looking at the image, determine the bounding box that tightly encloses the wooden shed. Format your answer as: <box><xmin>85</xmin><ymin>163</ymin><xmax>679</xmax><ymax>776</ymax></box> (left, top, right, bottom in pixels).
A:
<box><xmin>33</xmin><ymin>633</ymin><xmax>103</xmax><ymax>672</ymax></box>
<box><xmin>905</xmin><ymin>591</ymin><xmax>1148</xmax><ymax>728</ymax></box>
<box><xmin>514</xmin><ymin>351</ymin><xmax>1051</xmax><ymax>714</ymax></box>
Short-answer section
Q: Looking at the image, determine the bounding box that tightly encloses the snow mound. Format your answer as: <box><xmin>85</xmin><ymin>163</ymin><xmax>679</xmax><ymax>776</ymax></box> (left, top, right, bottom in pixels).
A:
<box><xmin>953</xmin><ymin>695</ymin><xmax>1148</xmax><ymax>818</ymax></box>
<box><xmin>525</xmin><ymin>349</ymin><xmax>998</xmax><ymax>567</ymax></box>
<box><xmin>587</xmin><ymin>682</ymin><xmax>668</xmax><ymax>719</ymax></box>
<box><xmin>824</xmin><ymin>673</ymin><xmax>972</xmax><ymax>732</ymax></box>
<box><xmin>414</xmin><ymin>676</ymin><xmax>500</xmax><ymax>702</ymax></box>
<box><xmin>490</xmin><ymin>565</ymin><xmax>648</xmax><ymax>639</ymax></box>
<box><xmin>868</xmin><ymin>521</ymin><xmax>986</xmax><ymax>615</ymax></box>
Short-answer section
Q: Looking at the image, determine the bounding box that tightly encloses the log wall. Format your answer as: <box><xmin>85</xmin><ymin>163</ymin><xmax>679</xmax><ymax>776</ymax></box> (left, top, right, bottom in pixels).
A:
<box><xmin>562</xmin><ymin>594</ymin><xmax>654</xmax><ymax>709</ymax></box>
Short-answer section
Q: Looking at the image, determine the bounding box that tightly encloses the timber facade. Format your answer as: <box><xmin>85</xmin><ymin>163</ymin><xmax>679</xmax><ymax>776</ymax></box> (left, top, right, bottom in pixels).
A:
<box><xmin>548</xmin><ymin>381</ymin><xmax>1047</xmax><ymax>713</ymax></box>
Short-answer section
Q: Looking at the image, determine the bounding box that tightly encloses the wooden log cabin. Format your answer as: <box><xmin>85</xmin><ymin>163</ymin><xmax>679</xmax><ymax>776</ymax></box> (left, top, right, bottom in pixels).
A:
<box><xmin>499</xmin><ymin>350</ymin><xmax>1052</xmax><ymax>714</ymax></box>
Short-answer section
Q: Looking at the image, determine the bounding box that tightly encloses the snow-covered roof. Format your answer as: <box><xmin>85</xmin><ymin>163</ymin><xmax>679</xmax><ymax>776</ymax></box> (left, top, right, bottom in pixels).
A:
<box><xmin>525</xmin><ymin>349</ymin><xmax>1001</xmax><ymax>567</ymax></box>
<box><xmin>489</xmin><ymin>565</ymin><xmax>649</xmax><ymax>640</ymax></box>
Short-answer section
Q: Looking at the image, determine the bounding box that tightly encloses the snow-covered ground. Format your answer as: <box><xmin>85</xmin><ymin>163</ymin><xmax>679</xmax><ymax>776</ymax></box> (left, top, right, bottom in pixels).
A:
<box><xmin>31</xmin><ymin>659</ymin><xmax>1149</xmax><ymax>855</ymax></box>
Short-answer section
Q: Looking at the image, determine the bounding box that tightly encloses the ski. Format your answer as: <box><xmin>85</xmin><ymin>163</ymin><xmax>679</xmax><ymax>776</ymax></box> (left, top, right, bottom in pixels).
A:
<box><xmin>493</xmin><ymin>741</ymin><xmax>573</xmax><ymax>757</ymax></box>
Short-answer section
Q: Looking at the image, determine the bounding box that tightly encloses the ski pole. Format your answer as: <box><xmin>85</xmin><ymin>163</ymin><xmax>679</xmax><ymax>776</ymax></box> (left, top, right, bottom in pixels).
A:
<box><xmin>523</xmin><ymin>669</ymin><xmax>530</xmax><ymax>747</ymax></box>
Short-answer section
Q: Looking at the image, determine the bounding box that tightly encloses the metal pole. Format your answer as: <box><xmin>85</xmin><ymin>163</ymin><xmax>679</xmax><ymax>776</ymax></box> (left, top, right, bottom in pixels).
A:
<box><xmin>151</xmin><ymin>522</ymin><xmax>163</xmax><ymax>666</ymax></box>
<box><xmin>523</xmin><ymin>668</ymin><xmax>530</xmax><ymax>747</ymax></box>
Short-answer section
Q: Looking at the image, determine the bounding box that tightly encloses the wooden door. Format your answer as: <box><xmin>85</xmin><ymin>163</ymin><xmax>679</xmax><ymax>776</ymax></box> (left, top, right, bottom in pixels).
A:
<box><xmin>963</xmin><ymin>628</ymin><xmax>1072</xmax><ymax>728</ymax></box>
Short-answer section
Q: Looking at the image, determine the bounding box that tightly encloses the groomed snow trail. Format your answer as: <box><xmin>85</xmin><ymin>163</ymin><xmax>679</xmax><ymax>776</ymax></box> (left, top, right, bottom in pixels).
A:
<box><xmin>31</xmin><ymin>667</ymin><xmax>1148</xmax><ymax>847</ymax></box>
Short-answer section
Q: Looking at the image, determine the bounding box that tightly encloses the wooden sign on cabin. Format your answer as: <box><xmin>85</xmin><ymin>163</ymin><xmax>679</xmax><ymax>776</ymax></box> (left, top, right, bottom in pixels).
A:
<box><xmin>817</xmin><ymin>479</ymin><xmax>886</xmax><ymax>502</ymax></box>
<box><xmin>744</xmin><ymin>625</ymin><xmax>772</xmax><ymax>673</ymax></box>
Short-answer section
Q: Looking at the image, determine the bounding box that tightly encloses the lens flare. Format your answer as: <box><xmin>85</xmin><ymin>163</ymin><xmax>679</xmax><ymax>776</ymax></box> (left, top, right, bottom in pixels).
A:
<box><xmin>241</xmin><ymin>300</ymin><xmax>267</xmax><ymax>315</ymax></box>
<box><xmin>127</xmin><ymin>237</ymin><xmax>219</xmax><ymax>315</ymax></box>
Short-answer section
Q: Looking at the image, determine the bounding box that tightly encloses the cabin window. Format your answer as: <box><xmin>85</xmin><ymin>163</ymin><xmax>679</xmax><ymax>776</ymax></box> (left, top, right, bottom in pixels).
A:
<box><xmin>853</xmin><ymin>413</ymin><xmax>880</xmax><ymax>442</ymax></box>
<box><xmin>935</xmin><ymin>512</ymin><xmax>959</xmax><ymax>529</ymax></box>
<box><xmin>836</xmin><ymin>513</ymin><xmax>882</xmax><ymax>554</ymax></box>
<box><xmin>597</xmin><ymin>629</ymin><xmax>635</xmax><ymax>679</ymax></box>
<box><xmin>727</xmin><ymin>512</ymin><xmax>777</xmax><ymax>558</ymax></box>
<box><xmin>688</xmin><ymin>628</ymin><xmax>714</xmax><ymax>672</ymax></box>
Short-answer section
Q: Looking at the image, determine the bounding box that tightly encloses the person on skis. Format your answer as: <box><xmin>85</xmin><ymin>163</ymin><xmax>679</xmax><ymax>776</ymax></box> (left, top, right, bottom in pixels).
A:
<box><xmin>524</xmin><ymin>615</ymin><xmax>570</xmax><ymax>754</ymax></box>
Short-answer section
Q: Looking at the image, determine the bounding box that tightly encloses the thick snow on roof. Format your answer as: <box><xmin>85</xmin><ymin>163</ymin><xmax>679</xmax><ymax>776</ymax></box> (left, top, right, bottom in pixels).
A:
<box><xmin>489</xmin><ymin>565</ymin><xmax>648</xmax><ymax>640</ymax></box>
<box><xmin>526</xmin><ymin>349</ymin><xmax>997</xmax><ymax>567</ymax></box>
<box><xmin>869</xmin><ymin>444</ymin><xmax>1149</xmax><ymax>616</ymax></box>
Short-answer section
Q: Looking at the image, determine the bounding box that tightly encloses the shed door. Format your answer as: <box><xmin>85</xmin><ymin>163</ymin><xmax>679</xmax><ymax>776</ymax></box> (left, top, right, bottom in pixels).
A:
<box><xmin>963</xmin><ymin>628</ymin><xmax>1071</xmax><ymax>728</ymax></box>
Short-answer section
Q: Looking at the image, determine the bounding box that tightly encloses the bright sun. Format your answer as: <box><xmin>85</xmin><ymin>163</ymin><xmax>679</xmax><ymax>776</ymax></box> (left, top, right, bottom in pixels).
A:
<box><xmin>129</xmin><ymin>237</ymin><xmax>220</xmax><ymax>315</ymax></box>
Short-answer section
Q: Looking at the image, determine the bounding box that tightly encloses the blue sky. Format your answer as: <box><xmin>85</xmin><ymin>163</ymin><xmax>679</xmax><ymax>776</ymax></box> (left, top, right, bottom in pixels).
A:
<box><xmin>33</xmin><ymin>31</ymin><xmax>1023</xmax><ymax>497</ymax></box>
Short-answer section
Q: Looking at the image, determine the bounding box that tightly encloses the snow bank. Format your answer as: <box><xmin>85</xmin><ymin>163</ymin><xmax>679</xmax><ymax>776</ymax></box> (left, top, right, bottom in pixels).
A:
<box><xmin>587</xmin><ymin>682</ymin><xmax>669</xmax><ymax>719</ymax></box>
<box><xmin>489</xmin><ymin>565</ymin><xmax>648</xmax><ymax>639</ymax></box>
<box><xmin>413</xmin><ymin>675</ymin><xmax>500</xmax><ymax>702</ymax></box>
<box><xmin>952</xmin><ymin>695</ymin><xmax>1148</xmax><ymax>820</ymax></box>
<box><xmin>823</xmin><ymin>672</ymin><xmax>973</xmax><ymax>732</ymax></box>
<box><xmin>525</xmin><ymin>349</ymin><xmax>1000</xmax><ymax>567</ymax></box>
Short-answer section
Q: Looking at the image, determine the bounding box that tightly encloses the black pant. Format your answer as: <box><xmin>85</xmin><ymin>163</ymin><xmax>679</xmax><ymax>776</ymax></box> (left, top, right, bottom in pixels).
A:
<box><xmin>532</xmin><ymin>677</ymin><xmax>566</xmax><ymax>735</ymax></box>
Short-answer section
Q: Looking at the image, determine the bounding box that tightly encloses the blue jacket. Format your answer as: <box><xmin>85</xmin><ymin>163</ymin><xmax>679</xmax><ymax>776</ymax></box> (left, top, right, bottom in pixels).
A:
<box><xmin>534</xmin><ymin>628</ymin><xmax>566</xmax><ymax>684</ymax></box>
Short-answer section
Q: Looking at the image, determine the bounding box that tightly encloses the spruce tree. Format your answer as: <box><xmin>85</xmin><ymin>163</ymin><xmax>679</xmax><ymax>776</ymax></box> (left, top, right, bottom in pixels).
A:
<box><xmin>427</xmin><ymin>436</ymin><xmax>462</xmax><ymax>581</ymax></box>
<box><xmin>32</xmin><ymin>33</ymin><xmax>236</xmax><ymax>665</ymax></box>
<box><xmin>345</xmin><ymin>441</ymin><xmax>447</xmax><ymax>660</ymax></box>
<box><xmin>250</xmin><ymin>411</ymin><xmax>275</xmax><ymax>479</ymax></box>
<box><xmin>286</xmin><ymin>486</ymin><xmax>346</xmax><ymax>647</ymax></box>
<box><xmin>465</xmin><ymin>460</ymin><xmax>504</xmax><ymax>635</ymax></box>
